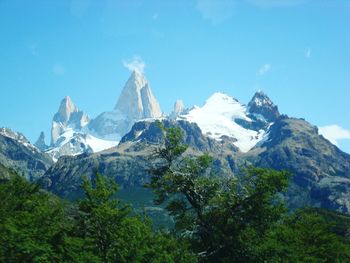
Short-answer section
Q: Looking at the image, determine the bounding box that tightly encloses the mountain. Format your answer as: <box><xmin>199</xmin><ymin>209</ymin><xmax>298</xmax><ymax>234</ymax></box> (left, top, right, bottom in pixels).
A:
<box><xmin>247</xmin><ymin>90</ymin><xmax>280</xmax><ymax>122</ymax></box>
<box><xmin>46</xmin><ymin>96</ymin><xmax>118</xmax><ymax>161</ymax></box>
<box><xmin>244</xmin><ymin>116</ymin><xmax>350</xmax><ymax>213</ymax></box>
<box><xmin>115</xmin><ymin>71</ymin><xmax>162</xmax><ymax>120</ymax></box>
<box><xmin>0</xmin><ymin>128</ymin><xmax>53</xmax><ymax>180</ymax></box>
<box><xmin>88</xmin><ymin>70</ymin><xmax>162</xmax><ymax>140</ymax></box>
<box><xmin>179</xmin><ymin>92</ymin><xmax>271</xmax><ymax>152</ymax></box>
<box><xmin>44</xmin><ymin>71</ymin><xmax>163</xmax><ymax>161</ymax></box>
<box><xmin>40</xmin><ymin>119</ymin><xmax>235</xmax><ymax>197</ymax></box>
<box><xmin>40</xmin><ymin>91</ymin><xmax>350</xmax><ymax>215</ymax></box>
<box><xmin>51</xmin><ymin>96</ymin><xmax>90</xmax><ymax>145</ymax></box>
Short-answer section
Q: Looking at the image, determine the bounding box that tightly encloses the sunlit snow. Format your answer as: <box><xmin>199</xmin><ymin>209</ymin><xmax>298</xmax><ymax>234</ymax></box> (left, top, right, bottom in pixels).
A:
<box><xmin>180</xmin><ymin>92</ymin><xmax>267</xmax><ymax>152</ymax></box>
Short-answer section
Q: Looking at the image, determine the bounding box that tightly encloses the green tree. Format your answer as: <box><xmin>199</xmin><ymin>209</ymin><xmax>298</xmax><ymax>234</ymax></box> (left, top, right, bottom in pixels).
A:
<box><xmin>76</xmin><ymin>172</ymin><xmax>196</xmax><ymax>263</ymax></box>
<box><xmin>148</xmin><ymin>123</ymin><xmax>290</xmax><ymax>262</ymax></box>
<box><xmin>0</xmin><ymin>169</ymin><xmax>100</xmax><ymax>263</ymax></box>
<box><xmin>260</xmin><ymin>209</ymin><xmax>350</xmax><ymax>262</ymax></box>
<box><xmin>0</xmin><ymin>174</ymin><xmax>67</xmax><ymax>262</ymax></box>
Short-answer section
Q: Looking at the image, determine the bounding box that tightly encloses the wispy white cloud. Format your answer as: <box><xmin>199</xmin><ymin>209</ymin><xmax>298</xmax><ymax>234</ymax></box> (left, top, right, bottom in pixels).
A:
<box><xmin>123</xmin><ymin>56</ymin><xmax>145</xmax><ymax>74</ymax></box>
<box><xmin>319</xmin><ymin>125</ymin><xmax>350</xmax><ymax>147</ymax></box>
<box><xmin>247</xmin><ymin>0</ymin><xmax>307</xmax><ymax>8</ymax></box>
<box><xmin>52</xmin><ymin>64</ymin><xmax>65</xmax><ymax>76</ymax></box>
<box><xmin>305</xmin><ymin>47</ymin><xmax>311</xmax><ymax>58</ymax></box>
<box><xmin>257</xmin><ymin>64</ymin><xmax>271</xmax><ymax>76</ymax></box>
<box><xmin>196</xmin><ymin>0</ymin><xmax>236</xmax><ymax>25</ymax></box>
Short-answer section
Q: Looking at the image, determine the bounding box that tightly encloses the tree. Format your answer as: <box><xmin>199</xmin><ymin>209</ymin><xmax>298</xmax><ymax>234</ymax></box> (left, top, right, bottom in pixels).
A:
<box><xmin>75</xmin><ymin>172</ymin><xmax>196</xmax><ymax>263</ymax></box>
<box><xmin>148</xmin><ymin>123</ymin><xmax>290</xmax><ymax>262</ymax></box>
<box><xmin>0</xmin><ymin>166</ymin><xmax>196</xmax><ymax>263</ymax></box>
<box><xmin>0</xmin><ymin>174</ymin><xmax>68</xmax><ymax>262</ymax></box>
<box><xmin>259</xmin><ymin>209</ymin><xmax>350</xmax><ymax>262</ymax></box>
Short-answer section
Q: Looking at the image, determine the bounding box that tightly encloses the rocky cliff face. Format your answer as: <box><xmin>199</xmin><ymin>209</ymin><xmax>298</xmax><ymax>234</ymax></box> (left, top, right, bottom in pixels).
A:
<box><xmin>51</xmin><ymin>96</ymin><xmax>90</xmax><ymax>145</ymax></box>
<box><xmin>34</xmin><ymin>132</ymin><xmax>48</xmax><ymax>151</ymax></box>
<box><xmin>247</xmin><ymin>91</ymin><xmax>280</xmax><ymax>122</ymax></box>
<box><xmin>0</xmin><ymin>128</ymin><xmax>53</xmax><ymax>180</ymax></box>
<box><xmin>115</xmin><ymin>71</ymin><xmax>162</xmax><ymax>120</ymax></box>
<box><xmin>243</xmin><ymin>117</ymin><xmax>350</xmax><ymax>213</ymax></box>
<box><xmin>88</xmin><ymin>71</ymin><xmax>162</xmax><ymax>140</ymax></box>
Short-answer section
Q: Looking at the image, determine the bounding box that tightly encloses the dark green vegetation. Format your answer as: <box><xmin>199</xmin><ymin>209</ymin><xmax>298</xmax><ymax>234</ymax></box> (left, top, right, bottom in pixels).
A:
<box><xmin>0</xmin><ymin>167</ymin><xmax>195</xmax><ymax>263</ymax></box>
<box><xmin>1</xmin><ymin>126</ymin><xmax>350</xmax><ymax>262</ymax></box>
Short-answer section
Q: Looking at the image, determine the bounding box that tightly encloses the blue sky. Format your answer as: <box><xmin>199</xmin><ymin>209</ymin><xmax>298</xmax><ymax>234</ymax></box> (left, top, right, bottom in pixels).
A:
<box><xmin>0</xmin><ymin>0</ymin><xmax>349</xmax><ymax>152</ymax></box>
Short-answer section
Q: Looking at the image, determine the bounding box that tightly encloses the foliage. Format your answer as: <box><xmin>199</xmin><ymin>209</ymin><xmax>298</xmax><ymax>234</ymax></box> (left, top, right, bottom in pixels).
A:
<box><xmin>0</xmin><ymin>172</ymin><xmax>104</xmax><ymax>263</ymax></box>
<box><xmin>0</xmin><ymin>167</ymin><xmax>196</xmax><ymax>263</ymax></box>
<box><xmin>148</xmin><ymin>123</ymin><xmax>350</xmax><ymax>262</ymax></box>
<box><xmin>260</xmin><ymin>209</ymin><xmax>350</xmax><ymax>262</ymax></box>
<box><xmin>75</xmin><ymin>173</ymin><xmax>196</xmax><ymax>262</ymax></box>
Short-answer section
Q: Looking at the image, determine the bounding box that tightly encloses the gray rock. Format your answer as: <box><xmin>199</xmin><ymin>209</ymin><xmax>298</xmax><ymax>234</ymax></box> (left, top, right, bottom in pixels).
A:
<box><xmin>34</xmin><ymin>131</ymin><xmax>48</xmax><ymax>151</ymax></box>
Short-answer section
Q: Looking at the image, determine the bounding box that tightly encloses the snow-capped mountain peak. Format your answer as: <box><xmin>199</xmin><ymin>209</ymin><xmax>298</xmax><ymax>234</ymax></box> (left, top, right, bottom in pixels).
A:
<box><xmin>180</xmin><ymin>92</ymin><xmax>268</xmax><ymax>153</ymax></box>
<box><xmin>189</xmin><ymin>92</ymin><xmax>250</xmax><ymax>122</ymax></box>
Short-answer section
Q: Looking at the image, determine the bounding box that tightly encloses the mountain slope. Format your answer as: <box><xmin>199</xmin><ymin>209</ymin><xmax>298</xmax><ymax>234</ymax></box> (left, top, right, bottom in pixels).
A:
<box><xmin>242</xmin><ymin>117</ymin><xmax>350</xmax><ymax>213</ymax></box>
<box><xmin>40</xmin><ymin>119</ymin><xmax>236</xmax><ymax>197</ymax></box>
<box><xmin>0</xmin><ymin>128</ymin><xmax>53</xmax><ymax>180</ymax></box>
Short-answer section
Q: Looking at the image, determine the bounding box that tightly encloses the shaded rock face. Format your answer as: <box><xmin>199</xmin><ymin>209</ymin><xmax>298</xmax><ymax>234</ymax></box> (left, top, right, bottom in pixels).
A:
<box><xmin>247</xmin><ymin>91</ymin><xmax>280</xmax><ymax>123</ymax></box>
<box><xmin>0</xmin><ymin>128</ymin><xmax>53</xmax><ymax>181</ymax></box>
<box><xmin>34</xmin><ymin>132</ymin><xmax>48</xmax><ymax>151</ymax></box>
<box><xmin>120</xmin><ymin>119</ymin><xmax>237</xmax><ymax>153</ymax></box>
<box><xmin>245</xmin><ymin>117</ymin><xmax>350</xmax><ymax>213</ymax></box>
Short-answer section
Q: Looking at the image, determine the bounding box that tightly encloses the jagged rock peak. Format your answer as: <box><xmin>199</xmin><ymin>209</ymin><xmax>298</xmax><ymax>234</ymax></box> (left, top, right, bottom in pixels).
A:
<box><xmin>53</xmin><ymin>96</ymin><xmax>78</xmax><ymax>124</ymax></box>
<box><xmin>34</xmin><ymin>131</ymin><xmax>48</xmax><ymax>151</ymax></box>
<box><xmin>248</xmin><ymin>91</ymin><xmax>280</xmax><ymax>122</ymax></box>
<box><xmin>51</xmin><ymin>96</ymin><xmax>90</xmax><ymax>145</ymax></box>
<box><xmin>114</xmin><ymin>70</ymin><xmax>162</xmax><ymax>120</ymax></box>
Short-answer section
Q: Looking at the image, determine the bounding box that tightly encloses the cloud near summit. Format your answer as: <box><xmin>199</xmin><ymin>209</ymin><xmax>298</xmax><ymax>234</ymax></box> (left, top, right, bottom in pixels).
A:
<box><xmin>123</xmin><ymin>56</ymin><xmax>145</xmax><ymax>74</ymax></box>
